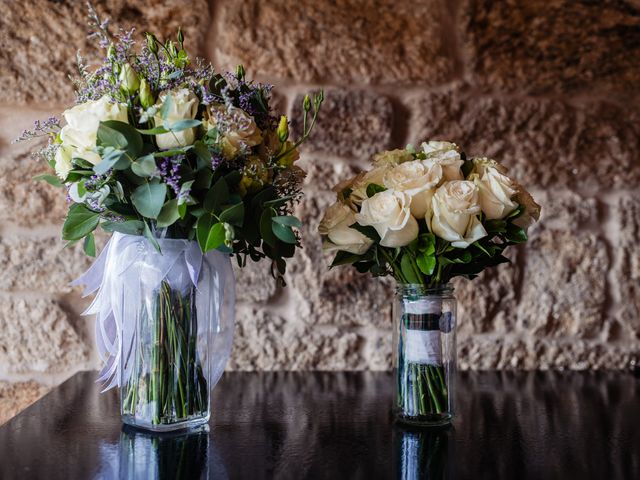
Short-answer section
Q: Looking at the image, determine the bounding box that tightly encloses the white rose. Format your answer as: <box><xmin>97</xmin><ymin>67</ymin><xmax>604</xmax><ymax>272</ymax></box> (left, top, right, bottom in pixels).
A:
<box><xmin>429</xmin><ymin>180</ymin><xmax>487</xmax><ymax>248</ymax></box>
<box><xmin>421</xmin><ymin>141</ymin><xmax>463</xmax><ymax>181</ymax></box>
<box><xmin>473</xmin><ymin>168</ymin><xmax>518</xmax><ymax>220</ymax></box>
<box><xmin>372</xmin><ymin>149</ymin><xmax>413</xmax><ymax>167</ymax></box>
<box><xmin>154</xmin><ymin>88</ymin><xmax>200</xmax><ymax>150</ymax></box>
<box><xmin>349</xmin><ymin>166</ymin><xmax>390</xmax><ymax>206</ymax></box>
<box><xmin>60</xmin><ymin>95</ymin><xmax>129</xmax><ymax>165</ymax></box>
<box><xmin>319</xmin><ymin>202</ymin><xmax>373</xmax><ymax>255</ymax></box>
<box><xmin>54</xmin><ymin>145</ymin><xmax>73</xmax><ymax>180</ymax></box>
<box><xmin>355</xmin><ymin>190</ymin><xmax>419</xmax><ymax>248</ymax></box>
<box><xmin>383</xmin><ymin>160</ymin><xmax>442</xmax><ymax>218</ymax></box>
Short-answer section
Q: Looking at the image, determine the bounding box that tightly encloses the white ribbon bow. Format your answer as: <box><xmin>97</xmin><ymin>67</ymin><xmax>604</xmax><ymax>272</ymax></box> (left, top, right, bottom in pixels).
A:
<box><xmin>72</xmin><ymin>232</ymin><xmax>235</xmax><ymax>392</ymax></box>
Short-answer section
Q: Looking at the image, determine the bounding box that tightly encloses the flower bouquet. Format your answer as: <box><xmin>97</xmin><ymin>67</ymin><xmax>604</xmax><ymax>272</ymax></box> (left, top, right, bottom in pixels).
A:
<box><xmin>18</xmin><ymin>6</ymin><xmax>322</xmax><ymax>431</ymax></box>
<box><xmin>320</xmin><ymin>141</ymin><xmax>539</xmax><ymax>425</ymax></box>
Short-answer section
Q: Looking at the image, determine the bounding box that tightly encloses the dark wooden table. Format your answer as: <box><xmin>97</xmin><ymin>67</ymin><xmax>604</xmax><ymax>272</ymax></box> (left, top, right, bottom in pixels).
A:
<box><xmin>0</xmin><ymin>371</ymin><xmax>639</xmax><ymax>479</ymax></box>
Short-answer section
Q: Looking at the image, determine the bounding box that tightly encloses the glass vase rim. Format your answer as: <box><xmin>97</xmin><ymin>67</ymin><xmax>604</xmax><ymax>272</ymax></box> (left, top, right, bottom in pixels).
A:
<box><xmin>395</xmin><ymin>282</ymin><xmax>454</xmax><ymax>296</ymax></box>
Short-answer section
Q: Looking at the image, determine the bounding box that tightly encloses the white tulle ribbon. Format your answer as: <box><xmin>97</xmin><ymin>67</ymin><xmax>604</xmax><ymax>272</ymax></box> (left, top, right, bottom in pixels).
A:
<box><xmin>71</xmin><ymin>232</ymin><xmax>235</xmax><ymax>392</ymax></box>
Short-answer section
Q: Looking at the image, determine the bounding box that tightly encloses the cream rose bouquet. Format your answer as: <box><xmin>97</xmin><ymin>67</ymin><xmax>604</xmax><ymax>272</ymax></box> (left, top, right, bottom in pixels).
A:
<box><xmin>321</xmin><ymin>141</ymin><xmax>539</xmax><ymax>424</ymax></box>
<box><xmin>320</xmin><ymin>141</ymin><xmax>540</xmax><ymax>286</ymax></box>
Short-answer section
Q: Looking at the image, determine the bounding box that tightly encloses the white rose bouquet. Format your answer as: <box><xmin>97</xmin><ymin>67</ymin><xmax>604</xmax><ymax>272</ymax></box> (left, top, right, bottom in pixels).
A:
<box><xmin>321</xmin><ymin>141</ymin><xmax>540</xmax><ymax>425</ymax></box>
<box><xmin>320</xmin><ymin>141</ymin><xmax>540</xmax><ymax>287</ymax></box>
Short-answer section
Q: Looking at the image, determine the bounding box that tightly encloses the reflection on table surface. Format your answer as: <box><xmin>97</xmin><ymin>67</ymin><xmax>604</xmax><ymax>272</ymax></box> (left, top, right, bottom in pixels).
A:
<box><xmin>0</xmin><ymin>371</ymin><xmax>638</xmax><ymax>479</ymax></box>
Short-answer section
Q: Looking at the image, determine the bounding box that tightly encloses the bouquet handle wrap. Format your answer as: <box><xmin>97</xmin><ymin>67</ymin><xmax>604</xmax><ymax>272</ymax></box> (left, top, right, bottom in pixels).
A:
<box><xmin>71</xmin><ymin>232</ymin><xmax>236</xmax><ymax>392</ymax></box>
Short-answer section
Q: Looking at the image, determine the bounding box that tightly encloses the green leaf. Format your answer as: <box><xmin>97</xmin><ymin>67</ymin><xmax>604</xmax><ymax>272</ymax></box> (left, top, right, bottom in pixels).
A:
<box><xmin>219</xmin><ymin>202</ymin><xmax>245</xmax><ymax>226</ymax></box>
<box><xmin>131</xmin><ymin>181</ymin><xmax>167</xmax><ymax>219</ymax></box>
<box><xmin>94</xmin><ymin>149</ymin><xmax>128</xmax><ymax>175</ymax></box>
<box><xmin>98</xmin><ymin>120</ymin><xmax>143</xmax><ymax>156</ymax></box>
<box><xmin>178</xmin><ymin>202</ymin><xmax>187</xmax><ymax>218</ymax></box>
<box><xmin>137</xmin><ymin>126</ymin><xmax>169</xmax><ymax>135</ymax></box>
<box><xmin>204</xmin><ymin>177</ymin><xmax>229</xmax><ymax>213</ymax></box>
<box><xmin>101</xmin><ymin>220</ymin><xmax>144</xmax><ymax>235</ymax></box>
<box><xmin>484</xmin><ymin>219</ymin><xmax>507</xmax><ymax>234</ymax></box>
<box><xmin>330</xmin><ymin>250</ymin><xmax>363</xmax><ymax>267</ymax></box>
<box><xmin>33</xmin><ymin>174</ymin><xmax>63</xmax><ymax>187</ymax></box>
<box><xmin>259</xmin><ymin>208</ymin><xmax>278</xmax><ymax>247</ymax></box>
<box><xmin>196</xmin><ymin>214</ymin><xmax>214</xmax><ymax>251</ymax></box>
<box><xmin>417</xmin><ymin>233</ymin><xmax>436</xmax><ymax>255</ymax></box>
<box><xmin>151</xmin><ymin>146</ymin><xmax>192</xmax><ymax>157</ymax></box>
<box><xmin>272</xmin><ymin>215</ymin><xmax>302</xmax><ymax>228</ymax></box>
<box><xmin>143</xmin><ymin>221</ymin><xmax>161</xmax><ymax>253</ymax></box>
<box><xmin>416</xmin><ymin>253</ymin><xmax>436</xmax><ymax>275</ymax></box>
<box><xmin>400</xmin><ymin>254</ymin><xmax>421</xmax><ymax>284</ymax></box>
<box><xmin>83</xmin><ymin>233</ymin><xmax>96</xmax><ymax>257</ymax></box>
<box><xmin>156</xmin><ymin>199</ymin><xmax>181</xmax><ymax>228</ymax></box>
<box><xmin>505</xmin><ymin>204</ymin><xmax>524</xmax><ymax>220</ymax></box>
<box><xmin>505</xmin><ymin>225</ymin><xmax>528</xmax><ymax>244</ymax></box>
<box><xmin>366</xmin><ymin>183</ymin><xmax>386</xmax><ymax>198</ymax></box>
<box><xmin>461</xmin><ymin>159</ymin><xmax>474</xmax><ymax>177</ymax></box>
<box><xmin>263</xmin><ymin>195</ymin><xmax>294</xmax><ymax>209</ymax></box>
<box><xmin>131</xmin><ymin>154</ymin><xmax>157</xmax><ymax>177</ymax></box>
<box><xmin>197</xmin><ymin>215</ymin><xmax>225</xmax><ymax>252</ymax></box>
<box><xmin>193</xmin><ymin>141</ymin><xmax>212</xmax><ymax>165</ymax></box>
<box><xmin>160</xmin><ymin>94</ymin><xmax>173</xmax><ymax>120</ymax></box>
<box><xmin>349</xmin><ymin>223</ymin><xmax>381</xmax><ymax>242</ymax></box>
<box><xmin>165</xmin><ymin>119</ymin><xmax>202</xmax><ymax>132</ymax></box>
<box><xmin>62</xmin><ymin>204</ymin><xmax>100</xmax><ymax>241</ymax></box>
<box><xmin>272</xmin><ymin>222</ymin><xmax>297</xmax><ymax>244</ymax></box>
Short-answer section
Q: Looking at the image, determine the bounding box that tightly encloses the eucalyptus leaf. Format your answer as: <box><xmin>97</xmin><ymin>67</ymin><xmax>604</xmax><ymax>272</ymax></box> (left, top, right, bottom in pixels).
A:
<box><xmin>165</xmin><ymin>119</ymin><xmax>202</xmax><ymax>132</ymax></box>
<box><xmin>131</xmin><ymin>154</ymin><xmax>157</xmax><ymax>177</ymax></box>
<box><xmin>131</xmin><ymin>181</ymin><xmax>167</xmax><ymax>219</ymax></box>
<box><xmin>272</xmin><ymin>215</ymin><xmax>301</xmax><ymax>228</ymax></box>
<box><xmin>219</xmin><ymin>202</ymin><xmax>245</xmax><ymax>227</ymax></box>
<box><xmin>101</xmin><ymin>220</ymin><xmax>144</xmax><ymax>235</ymax></box>
<box><xmin>33</xmin><ymin>174</ymin><xmax>63</xmax><ymax>187</ymax></box>
<box><xmin>272</xmin><ymin>222</ymin><xmax>297</xmax><ymax>244</ymax></box>
<box><xmin>143</xmin><ymin>221</ymin><xmax>161</xmax><ymax>253</ymax></box>
<box><xmin>204</xmin><ymin>177</ymin><xmax>229</xmax><ymax>213</ymax></box>
<box><xmin>259</xmin><ymin>208</ymin><xmax>277</xmax><ymax>247</ymax></box>
<box><xmin>156</xmin><ymin>199</ymin><xmax>181</xmax><ymax>228</ymax></box>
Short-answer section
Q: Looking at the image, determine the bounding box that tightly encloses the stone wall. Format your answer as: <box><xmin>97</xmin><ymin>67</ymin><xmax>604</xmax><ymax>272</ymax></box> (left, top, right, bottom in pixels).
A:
<box><xmin>0</xmin><ymin>0</ymin><xmax>639</xmax><ymax>421</ymax></box>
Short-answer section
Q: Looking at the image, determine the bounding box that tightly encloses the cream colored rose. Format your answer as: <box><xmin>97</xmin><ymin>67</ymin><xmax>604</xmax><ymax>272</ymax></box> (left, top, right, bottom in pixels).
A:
<box><xmin>355</xmin><ymin>190</ymin><xmax>419</xmax><ymax>248</ymax></box>
<box><xmin>59</xmin><ymin>95</ymin><xmax>129</xmax><ymax>165</ymax></box>
<box><xmin>421</xmin><ymin>141</ymin><xmax>463</xmax><ymax>181</ymax></box>
<box><xmin>349</xmin><ymin>166</ymin><xmax>390</xmax><ymax>206</ymax></box>
<box><xmin>428</xmin><ymin>180</ymin><xmax>487</xmax><ymax>248</ymax></box>
<box><xmin>372</xmin><ymin>149</ymin><xmax>413</xmax><ymax>167</ymax></box>
<box><xmin>206</xmin><ymin>105</ymin><xmax>262</xmax><ymax>158</ymax></box>
<box><xmin>473</xmin><ymin>168</ymin><xmax>518</xmax><ymax>220</ymax></box>
<box><xmin>154</xmin><ymin>88</ymin><xmax>199</xmax><ymax>150</ymax></box>
<box><xmin>319</xmin><ymin>202</ymin><xmax>373</xmax><ymax>255</ymax></box>
<box><xmin>383</xmin><ymin>160</ymin><xmax>442</xmax><ymax>217</ymax></box>
<box><xmin>54</xmin><ymin>145</ymin><xmax>73</xmax><ymax>180</ymax></box>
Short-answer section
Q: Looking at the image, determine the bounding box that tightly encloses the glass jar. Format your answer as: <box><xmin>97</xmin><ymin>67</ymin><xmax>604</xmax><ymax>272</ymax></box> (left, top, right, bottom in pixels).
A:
<box><xmin>111</xmin><ymin>234</ymin><xmax>235</xmax><ymax>432</ymax></box>
<box><xmin>393</xmin><ymin>284</ymin><xmax>456</xmax><ymax>426</ymax></box>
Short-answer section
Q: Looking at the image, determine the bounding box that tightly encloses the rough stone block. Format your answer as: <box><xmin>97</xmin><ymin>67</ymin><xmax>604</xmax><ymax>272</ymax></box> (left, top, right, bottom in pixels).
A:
<box><xmin>0</xmin><ymin>297</ymin><xmax>89</xmax><ymax>374</ymax></box>
<box><xmin>0</xmin><ymin>0</ymin><xmax>211</xmax><ymax>104</ymax></box>
<box><xmin>462</xmin><ymin>0</ymin><xmax>640</xmax><ymax>94</ymax></box>
<box><xmin>290</xmin><ymin>89</ymin><xmax>394</xmax><ymax>159</ymax></box>
<box><xmin>214</xmin><ymin>0</ymin><xmax>456</xmax><ymax>84</ymax></box>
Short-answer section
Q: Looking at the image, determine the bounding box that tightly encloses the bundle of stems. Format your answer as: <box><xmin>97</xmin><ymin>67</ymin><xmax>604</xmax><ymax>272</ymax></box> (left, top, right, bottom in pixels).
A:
<box><xmin>397</xmin><ymin>312</ymin><xmax>449</xmax><ymax>419</ymax></box>
<box><xmin>122</xmin><ymin>280</ymin><xmax>208</xmax><ymax>425</ymax></box>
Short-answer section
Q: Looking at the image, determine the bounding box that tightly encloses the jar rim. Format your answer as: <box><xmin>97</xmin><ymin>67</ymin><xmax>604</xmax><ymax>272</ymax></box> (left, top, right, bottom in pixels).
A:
<box><xmin>395</xmin><ymin>283</ymin><xmax>454</xmax><ymax>296</ymax></box>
